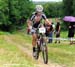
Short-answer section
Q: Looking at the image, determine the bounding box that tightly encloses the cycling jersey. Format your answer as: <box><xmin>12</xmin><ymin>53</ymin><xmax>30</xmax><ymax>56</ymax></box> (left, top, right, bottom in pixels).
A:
<box><xmin>30</xmin><ymin>12</ymin><xmax>47</xmax><ymax>28</ymax></box>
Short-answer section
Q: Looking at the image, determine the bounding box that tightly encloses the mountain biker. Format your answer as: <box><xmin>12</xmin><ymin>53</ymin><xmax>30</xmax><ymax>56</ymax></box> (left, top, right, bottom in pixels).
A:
<box><xmin>27</xmin><ymin>5</ymin><xmax>51</xmax><ymax>57</ymax></box>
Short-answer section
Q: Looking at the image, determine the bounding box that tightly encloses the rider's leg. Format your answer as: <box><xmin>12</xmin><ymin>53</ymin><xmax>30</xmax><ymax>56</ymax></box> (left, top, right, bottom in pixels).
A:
<box><xmin>32</xmin><ymin>33</ymin><xmax>37</xmax><ymax>52</ymax></box>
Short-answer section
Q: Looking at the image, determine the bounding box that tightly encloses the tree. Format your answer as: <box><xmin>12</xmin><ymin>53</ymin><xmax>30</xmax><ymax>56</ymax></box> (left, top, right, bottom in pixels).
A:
<box><xmin>61</xmin><ymin>0</ymin><xmax>74</xmax><ymax>30</ymax></box>
<box><xmin>63</xmin><ymin>0</ymin><xmax>73</xmax><ymax>16</ymax></box>
<box><xmin>0</xmin><ymin>0</ymin><xmax>9</xmax><ymax>25</ymax></box>
<box><xmin>9</xmin><ymin>0</ymin><xmax>34</xmax><ymax>22</ymax></box>
<box><xmin>73</xmin><ymin>0</ymin><xmax>75</xmax><ymax>16</ymax></box>
<box><xmin>0</xmin><ymin>0</ymin><xmax>35</xmax><ymax>31</ymax></box>
<box><xmin>43</xmin><ymin>2</ymin><xmax>63</xmax><ymax>18</ymax></box>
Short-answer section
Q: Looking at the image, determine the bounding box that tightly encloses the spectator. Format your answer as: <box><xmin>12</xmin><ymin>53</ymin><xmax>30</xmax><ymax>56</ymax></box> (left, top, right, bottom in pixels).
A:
<box><xmin>44</xmin><ymin>19</ymin><xmax>54</xmax><ymax>43</ymax></box>
<box><xmin>55</xmin><ymin>18</ymin><xmax>61</xmax><ymax>43</ymax></box>
<box><xmin>52</xmin><ymin>22</ymin><xmax>55</xmax><ymax>37</ymax></box>
<box><xmin>52</xmin><ymin>22</ymin><xmax>55</xmax><ymax>32</ymax></box>
<box><xmin>68</xmin><ymin>23</ymin><xmax>75</xmax><ymax>45</ymax></box>
<box><xmin>48</xmin><ymin>23</ymin><xmax>54</xmax><ymax>43</ymax></box>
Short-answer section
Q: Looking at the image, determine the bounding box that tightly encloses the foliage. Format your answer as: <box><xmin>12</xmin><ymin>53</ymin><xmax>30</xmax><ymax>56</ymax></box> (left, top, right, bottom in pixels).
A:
<box><xmin>0</xmin><ymin>0</ymin><xmax>35</xmax><ymax>31</ymax></box>
<box><xmin>0</xmin><ymin>0</ymin><xmax>75</xmax><ymax>31</ymax></box>
<box><xmin>43</xmin><ymin>2</ymin><xmax>63</xmax><ymax>18</ymax></box>
<box><xmin>72</xmin><ymin>0</ymin><xmax>75</xmax><ymax>16</ymax></box>
<box><xmin>62</xmin><ymin>0</ymin><xmax>74</xmax><ymax>30</ymax></box>
<box><xmin>63</xmin><ymin>0</ymin><xmax>73</xmax><ymax>16</ymax></box>
<box><xmin>0</xmin><ymin>0</ymin><xmax>9</xmax><ymax>24</ymax></box>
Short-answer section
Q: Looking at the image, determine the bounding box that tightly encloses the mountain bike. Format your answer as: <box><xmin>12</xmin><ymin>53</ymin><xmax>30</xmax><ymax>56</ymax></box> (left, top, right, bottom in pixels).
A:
<box><xmin>34</xmin><ymin>24</ymin><xmax>48</xmax><ymax>64</ymax></box>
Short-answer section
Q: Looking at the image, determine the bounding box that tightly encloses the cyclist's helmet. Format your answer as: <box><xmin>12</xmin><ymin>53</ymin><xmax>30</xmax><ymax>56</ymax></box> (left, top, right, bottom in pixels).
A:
<box><xmin>35</xmin><ymin>5</ymin><xmax>43</xmax><ymax>12</ymax></box>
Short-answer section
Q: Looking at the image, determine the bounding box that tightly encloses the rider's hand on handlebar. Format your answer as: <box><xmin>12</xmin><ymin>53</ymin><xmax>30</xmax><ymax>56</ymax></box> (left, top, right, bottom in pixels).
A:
<box><xmin>29</xmin><ymin>26</ymin><xmax>32</xmax><ymax>30</ymax></box>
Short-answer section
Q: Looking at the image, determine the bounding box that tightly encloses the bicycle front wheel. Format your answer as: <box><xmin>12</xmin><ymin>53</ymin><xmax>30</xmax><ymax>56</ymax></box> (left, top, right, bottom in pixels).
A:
<box><xmin>41</xmin><ymin>41</ymin><xmax>48</xmax><ymax>64</ymax></box>
<box><xmin>42</xmin><ymin>45</ymin><xmax>48</xmax><ymax>64</ymax></box>
<box><xmin>34</xmin><ymin>44</ymin><xmax>40</xmax><ymax>60</ymax></box>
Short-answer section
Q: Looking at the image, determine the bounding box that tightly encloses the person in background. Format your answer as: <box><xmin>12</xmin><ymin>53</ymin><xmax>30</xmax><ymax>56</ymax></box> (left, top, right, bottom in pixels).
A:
<box><xmin>44</xmin><ymin>19</ymin><xmax>54</xmax><ymax>43</ymax></box>
<box><xmin>52</xmin><ymin>22</ymin><xmax>55</xmax><ymax>41</ymax></box>
<box><xmin>68</xmin><ymin>23</ymin><xmax>75</xmax><ymax>45</ymax></box>
<box><xmin>52</xmin><ymin>22</ymin><xmax>55</xmax><ymax>33</ymax></box>
<box><xmin>48</xmin><ymin>23</ymin><xmax>54</xmax><ymax>43</ymax></box>
<box><xmin>48</xmin><ymin>19</ymin><xmax>54</xmax><ymax>43</ymax></box>
<box><xmin>55</xmin><ymin>18</ymin><xmax>61</xmax><ymax>43</ymax></box>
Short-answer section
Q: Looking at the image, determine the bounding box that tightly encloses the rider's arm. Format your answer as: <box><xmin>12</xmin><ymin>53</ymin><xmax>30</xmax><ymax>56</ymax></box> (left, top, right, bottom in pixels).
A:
<box><xmin>45</xmin><ymin>19</ymin><xmax>51</xmax><ymax>25</ymax></box>
<box><xmin>27</xmin><ymin>14</ymin><xmax>35</xmax><ymax>27</ymax></box>
<box><xmin>27</xmin><ymin>19</ymin><xmax>32</xmax><ymax>27</ymax></box>
<box><xmin>42</xmin><ymin>14</ymin><xmax>51</xmax><ymax>25</ymax></box>
<box><xmin>59</xmin><ymin>25</ymin><xmax>60</xmax><ymax>32</ymax></box>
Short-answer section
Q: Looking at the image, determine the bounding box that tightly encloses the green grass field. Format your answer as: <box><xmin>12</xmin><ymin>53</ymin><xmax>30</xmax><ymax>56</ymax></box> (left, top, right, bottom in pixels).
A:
<box><xmin>0</xmin><ymin>32</ymin><xmax>37</xmax><ymax>67</ymax></box>
<box><xmin>0</xmin><ymin>31</ymin><xmax>75</xmax><ymax>67</ymax></box>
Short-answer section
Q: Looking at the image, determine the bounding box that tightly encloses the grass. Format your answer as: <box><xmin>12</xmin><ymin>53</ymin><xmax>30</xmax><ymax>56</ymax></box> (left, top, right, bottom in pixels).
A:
<box><xmin>0</xmin><ymin>32</ymin><xmax>37</xmax><ymax>67</ymax></box>
<box><xmin>48</xmin><ymin>43</ymin><xmax>75</xmax><ymax>67</ymax></box>
<box><xmin>21</xmin><ymin>31</ymin><xmax>75</xmax><ymax>67</ymax></box>
<box><xmin>0</xmin><ymin>31</ymin><xmax>75</xmax><ymax>67</ymax></box>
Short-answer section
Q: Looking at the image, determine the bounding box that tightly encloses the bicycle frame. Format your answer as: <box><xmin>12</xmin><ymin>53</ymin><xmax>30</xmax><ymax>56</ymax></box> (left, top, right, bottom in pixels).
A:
<box><xmin>34</xmin><ymin>24</ymin><xmax>48</xmax><ymax>64</ymax></box>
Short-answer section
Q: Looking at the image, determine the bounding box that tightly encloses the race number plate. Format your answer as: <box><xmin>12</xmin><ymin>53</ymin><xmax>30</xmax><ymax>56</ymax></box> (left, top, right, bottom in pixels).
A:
<box><xmin>39</xmin><ymin>27</ymin><xmax>46</xmax><ymax>34</ymax></box>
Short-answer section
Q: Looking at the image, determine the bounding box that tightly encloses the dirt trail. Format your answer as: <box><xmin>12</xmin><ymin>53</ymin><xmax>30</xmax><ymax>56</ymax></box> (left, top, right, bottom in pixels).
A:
<box><xmin>4</xmin><ymin>35</ymin><xmax>65</xmax><ymax>67</ymax></box>
<box><xmin>18</xmin><ymin>44</ymin><xmax>64</xmax><ymax>67</ymax></box>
